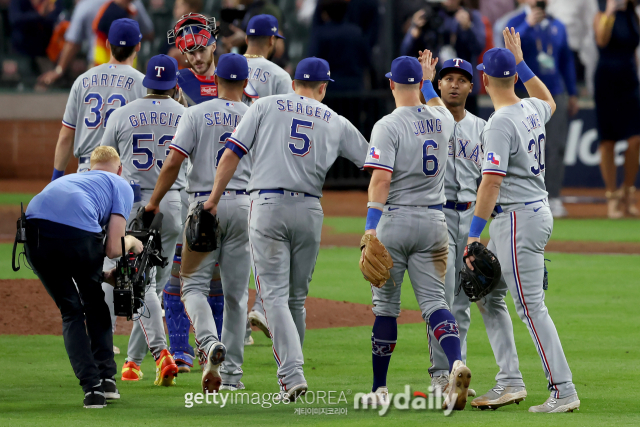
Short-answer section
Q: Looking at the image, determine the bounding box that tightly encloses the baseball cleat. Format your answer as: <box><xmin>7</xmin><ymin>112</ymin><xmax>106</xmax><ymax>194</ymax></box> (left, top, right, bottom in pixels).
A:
<box><xmin>276</xmin><ymin>382</ymin><xmax>308</xmax><ymax>403</ymax></box>
<box><xmin>220</xmin><ymin>381</ymin><xmax>245</xmax><ymax>391</ymax></box>
<box><xmin>431</xmin><ymin>374</ymin><xmax>449</xmax><ymax>395</ymax></box>
<box><xmin>154</xmin><ymin>349</ymin><xmax>179</xmax><ymax>386</ymax></box>
<box><xmin>202</xmin><ymin>342</ymin><xmax>226</xmax><ymax>394</ymax></box>
<box><xmin>248</xmin><ymin>310</ymin><xmax>271</xmax><ymax>339</ymax></box>
<box><xmin>83</xmin><ymin>388</ymin><xmax>107</xmax><ymax>409</ymax></box>
<box><xmin>361</xmin><ymin>387</ymin><xmax>390</xmax><ymax>406</ymax></box>
<box><xmin>528</xmin><ymin>394</ymin><xmax>580</xmax><ymax>413</ymax></box>
<box><xmin>174</xmin><ymin>351</ymin><xmax>194</xmax><ymax>373</ymax></box>
<box><xmin>244</xmin><ymin>336</ymin><xmax>254</xmax><ymax>346</ymax></box>
<box><xmin>101</xmin><ymin>378</ymin><xmax>120</xmax><ymax>400</ymax></box>
<box><xmin>471</xmin><ymin>385</ymin><xmax>527</xmax><ymax>410</ymax></box>
<box><xmin>442</xmin><ymin>360</ymin><xmax>471</xmax><ymax>411</ymax></box>
<box><xmin>121</xmin><ymin>361</ymin><xmax>143</xmax><ymax>381</ymax></box>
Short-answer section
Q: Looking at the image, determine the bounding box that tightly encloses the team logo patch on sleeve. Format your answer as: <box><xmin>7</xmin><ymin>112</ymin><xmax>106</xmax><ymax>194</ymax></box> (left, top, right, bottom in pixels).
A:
<box><xmin>370</xmin><ymin>146</ymin><xmax>380</xmax><ymax>160</ymax></box>
<box><xmin>487</xmin><ymin>152</ymin><xmax>501</xmax><ymax>166</ymax></box>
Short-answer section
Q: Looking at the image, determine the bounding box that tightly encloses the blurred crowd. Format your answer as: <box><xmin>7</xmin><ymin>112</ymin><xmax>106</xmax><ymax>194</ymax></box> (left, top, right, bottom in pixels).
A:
<box><xmin>1</xmin><ymin>0</ymin><xmax>639</xmax><ymax>215</ymax></box>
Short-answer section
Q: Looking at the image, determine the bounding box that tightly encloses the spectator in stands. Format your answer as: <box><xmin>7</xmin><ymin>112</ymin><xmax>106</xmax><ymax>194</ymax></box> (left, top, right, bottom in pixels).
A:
<box><xmin>400</xmin><ymin>0</ymin><xmax>485</xmax><ymax>113</ymax></box>
<box><xmin>547</xmin><ymin>0</ymin><xmax>599</xmax><ymax>94</ymax></box>
<box><xmin>308</xmin><ymin>0</ymin><xmax>369</xmax><ymax>92</ymax></box>
<box><xmin>494</xmin><ymin>0</ymin><xmax>527</xmax><ymax>48</ymax></box>
<box><xmin>37</xmin><ymin>0</ymin><xmax>152</xmax><ymax>87</ymax></box>
<box><xmin>507</xmin><ymin>0</ymin><xmax>578</xmax><ymax>218</ymax></box>
<box><xmin>479</xmin><ymin>0</ymin><xmax>514</xmax><ymax>25</ymax></box>
<box><xmin>9</xmin><ymin>0</ymin><xmax>63</xmax><ymax>75</ymax></box>
<box><xmin>594</xmin><ymin>0</ymin><xmax>640</xmax><ymax>218</ymax></box>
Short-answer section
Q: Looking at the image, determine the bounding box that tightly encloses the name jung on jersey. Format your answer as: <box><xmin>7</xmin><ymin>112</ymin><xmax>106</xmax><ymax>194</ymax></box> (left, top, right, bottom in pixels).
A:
<box><xmin>82</xmin><ymin>72</ymin><xmax>137</xmax><ymax>91</ymax></box>
<box><xmin>128</xmin><ymin>110</ymin><xmax>182</xmax><ymax>128</ymax></box>
<box><xmin>412</xmin><ymin>118</ymin><xmax>443</xmax><ymax>136</ymax></box>
<box><xmin>276</xmin><ymin>99</ymin><xmax>333</xmax><ymax>123</ymax></box>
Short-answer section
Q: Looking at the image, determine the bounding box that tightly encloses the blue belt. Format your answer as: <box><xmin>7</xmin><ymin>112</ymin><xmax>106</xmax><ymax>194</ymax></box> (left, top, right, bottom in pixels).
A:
<box><xmin>387</xmin><ymin>204</ymin><xmax>443</xmax><ymax>211</ymax></box>
<box><xmin>444</xmin><ymin>201</ymin><xmax>473</xmax><ymax>211</ymax></box>
<box><xmin>494</xmin><ymin>199</ymin><xmax>545</xmax><ymax>214</ymax></box>
<box><xmin>258</xmin><ymin>189</ymin><xmax>319</xmax><ymax>199</ymax></box>
<box><xmin>194</xmin><ymin>190</ymin><xmax>248</xmax><ymax>198</ymax></box>
<box><xmin>79</xmin><ymin>156</ymin><xmax>90</xmax><ymax>163</ymax></box>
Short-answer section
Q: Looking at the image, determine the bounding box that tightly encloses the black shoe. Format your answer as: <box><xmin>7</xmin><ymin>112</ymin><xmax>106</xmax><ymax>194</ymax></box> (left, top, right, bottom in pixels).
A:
<box><xmin>83</xmin><ymin>388</ymin><xmax>107</xmax><ymax>409</ymax></box>
<box><xmin>101</xmin><ymin>378</ymin><xmax>120</xmax><ymax>400</ymax></box>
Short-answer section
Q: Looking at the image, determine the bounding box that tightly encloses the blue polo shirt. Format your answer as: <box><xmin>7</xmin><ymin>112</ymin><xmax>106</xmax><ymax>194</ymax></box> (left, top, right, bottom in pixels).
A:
<box><xmin>26</xmin><ymin>170</ymin><xmax>134</xmax><ymax>233</ymax></box>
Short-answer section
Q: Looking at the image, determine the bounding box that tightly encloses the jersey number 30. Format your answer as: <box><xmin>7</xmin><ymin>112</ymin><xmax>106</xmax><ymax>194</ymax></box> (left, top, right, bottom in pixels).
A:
<box><xmin>528</xmin><ymin>133</ymin><xmax>546</xmax><ymax>176</ymax></box>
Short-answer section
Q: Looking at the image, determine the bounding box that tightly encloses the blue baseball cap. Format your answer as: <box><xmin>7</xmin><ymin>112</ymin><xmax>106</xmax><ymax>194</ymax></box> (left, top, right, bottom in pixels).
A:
<box><xmin>215</xmin><ymin>53</ymin><xmax>249</xmax><ymax>81</ymax></box>
<box><xmin>246</xmin><ymin>14</ymin><xmax>285</xmax><ymax>39</ymax></box>
<box><xmin>476</xmin><ymin>48</ymin><xmax>516</xmax><ymax>78</ymax></box>
<box><xmin>385</xmin><ymin>56</ymin><xmax>423</xmax><ymax>84</ymax></box>
<box><xmin>108</xmin><ymin>18</ymin><xmax>142</xmax><ymax>47</ymax></box>
<box><xmin>294</xmin><ymin>57</ymin><xmax>334</xmax><ymax>82</ymax></box>
<box><xmin>440</xmin><ymin>58</ymin><xmax>473</xmax><ymax>81</ymax></box>
<box><xmin>143</xmin><ymin>54</ymin><xmax>178</xmax><ymax>90</ymax></box>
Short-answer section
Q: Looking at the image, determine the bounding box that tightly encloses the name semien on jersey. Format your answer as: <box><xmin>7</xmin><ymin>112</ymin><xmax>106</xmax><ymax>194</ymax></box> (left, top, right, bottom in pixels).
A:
<box><xmin>276</xmin><ymin>99</ymin><xmax>332</xmax><ymax>123</ymax></box>
<box><xmin>82</xmin><ymin>72</ymin><xmax>137</xmax><ymax>91</ymax></box>
<box><xmin>204</xmin><ymin>111</ymin><xmax>242</xmax><ymax>128</ymax></box>
<box><xmin>128</xmin><ymin>110</ymin><xmax>182</xmax><ymax>128</ymax></box>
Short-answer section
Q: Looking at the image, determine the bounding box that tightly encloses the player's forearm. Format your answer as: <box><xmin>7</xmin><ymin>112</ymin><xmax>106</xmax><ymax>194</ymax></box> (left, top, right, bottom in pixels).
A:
<box><xmin>517</xmin><ymin>61</ymin><xmax>556</xmax><ymax>115</ymax></box>
<box><xmin>365</xmin><ymin>170</ymin><xmax>391</xmax><ymax>232</ymax></box>
<box><xmin>149</xmin><ymin>152</ymin><xmax>183</xmax><ymax>208</ymax></box>
<box><xmin>53</xmin><ymin>126</ymin><xmax>75</xmax><ymax>172</ymax></box>
<box><xmin>474</xmin><ymin>176</ymin><xmax>502</xmax><ymax>220</ymax></box>
<box><xmin>208</xmin><ymin>149</ymin><xmax>241</xmax><ymax>206</ymax></box>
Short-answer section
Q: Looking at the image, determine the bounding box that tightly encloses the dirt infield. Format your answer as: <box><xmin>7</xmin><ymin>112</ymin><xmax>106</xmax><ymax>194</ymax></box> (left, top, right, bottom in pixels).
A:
<box><xmin>0</xmin><ymin>280</ymin><xmax>424</xmax><ymax>336</ymax></box>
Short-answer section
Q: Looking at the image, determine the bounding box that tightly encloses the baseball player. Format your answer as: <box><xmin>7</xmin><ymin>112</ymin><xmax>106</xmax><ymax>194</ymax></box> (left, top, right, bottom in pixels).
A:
<box><xmin>52</xmin><ymin>18</ymin><xmax>146</xmax><ymax>349</ymax></box>
<box><xmin>145</xmin><ymin>53</ymin><xmax>252</xmax><ymax>393</ymax></box>
<box><xmin>359</xmin><ymin>53</ymin><xmax>471</xmax><ymax>411</ymax></box>
<box><xmin>160</xmin><ymin>13</ymin><xmax>251</xmax><ymax>372</ymax></box>
<box><xmin>242</xmin><ymin>13</ymin><xmax>294</xmax><ymax>345</ymax></box>
<box><xmin>203</xmin><ymin>57</ymin><xmax>369</xmax><ymax>400</ymax></box>
<box><xmin>100</xmin><ymin>54</ymin><xmax>185</xmax><ymax>386</ymax></box>
<box><xmin>425</xmin><ymin>57</ymin><xmax>527</xmax><ymax>408</ymax></box>
<box><xmin>466</xmin><ymin>28</ymin><xmax>579</xmax><ymax>413</ymax></box>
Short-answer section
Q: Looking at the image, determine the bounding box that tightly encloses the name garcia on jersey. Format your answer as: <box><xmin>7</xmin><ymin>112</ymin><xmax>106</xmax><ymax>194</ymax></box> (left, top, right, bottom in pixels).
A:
<box><xmin>128</xmin><ymin>109</ymin><xmax>182</xmax><ymax>128</ymax></box>
<box><xmin>82</xmin><ymin>73</ymin><xmax>137</xmax><ymax>91</ymax></box>
<box><xmin>276</xmin><ymin>99</ymin><xmax>333</xmax><ymax>123</ymax></box>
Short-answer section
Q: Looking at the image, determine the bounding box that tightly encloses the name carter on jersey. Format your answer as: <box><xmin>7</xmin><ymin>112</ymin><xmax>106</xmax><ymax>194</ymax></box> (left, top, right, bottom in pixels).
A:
<box><xmin>82</xmin><ymin>73</ymin><xmax>137</xmax><ymax>91</ymax></box>
<box><xmin>276</xmin><ymin>99</ymin><xmax>333</xmax><ymax>123</ymax></box>
<box><xmin>128</xmin><ymin>110</ymin><xmax>182</xmax><ymax>128</ymax></box>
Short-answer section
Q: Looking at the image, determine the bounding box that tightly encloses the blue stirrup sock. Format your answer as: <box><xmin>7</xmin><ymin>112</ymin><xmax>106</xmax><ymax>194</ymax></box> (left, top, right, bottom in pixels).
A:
<box><xmin>429</xmin><ymin>309</ymin><xmax>462</xmax><ymax>372</ymax></box>
<box><xmin>371</xmin><ymin>316</ymin><xmax>397</xmax><ymax>392</ymax></box>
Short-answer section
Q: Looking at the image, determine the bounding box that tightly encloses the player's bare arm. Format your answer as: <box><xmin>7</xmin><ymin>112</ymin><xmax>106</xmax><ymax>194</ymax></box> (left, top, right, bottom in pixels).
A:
<box><xmin>503</xmin><ymin>27</ymin><xmax>556</xmax><ymax>115</ymax></box>
<box><xmin>146</xmin><ymin>150</ymin><xmax>185</xmax><ymax>214</ymax></box>
<box><xmin>365</xmin><ymin>170</ymin><xmax>392</xmax><ymax>236</ymax></box>
<box><xmin>53</xmin><ymin>126</ymin><xmax>75</xmax><ymax>173</ymax></box>
<box><xmin>203</xmin><ymin>149</ymin><xmax>241</xmax><ymax>215</ymax></box>
<box><xmin>419</xmin><ymin>49</ymin><xmax>445</xmax><ymax>108</ymax></box>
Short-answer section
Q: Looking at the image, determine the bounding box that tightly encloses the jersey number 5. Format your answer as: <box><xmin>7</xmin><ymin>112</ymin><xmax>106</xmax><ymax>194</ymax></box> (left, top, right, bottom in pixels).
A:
<box><xmin>133</xmin><ymin>133</ymin><xmax>174</xmax><ymax>171</ymax></box>
<box><xmin>423</xmin><ymin>139</ymin><xmax>440</xmax><ymax>177</ymax></box>
<box><xmin>84</xmin><ymin>93</ymin><xmax>126</xmax><ymax>129</ymax></box>
<box><xmin>527</xmin><ymin>133</ymin><xmax>546</xmax><ymax>176</ymax></box>
<box><xmin>289</xmin><ymin>118</ymin><xmax>313</xmax><ymax>157</ymax></box>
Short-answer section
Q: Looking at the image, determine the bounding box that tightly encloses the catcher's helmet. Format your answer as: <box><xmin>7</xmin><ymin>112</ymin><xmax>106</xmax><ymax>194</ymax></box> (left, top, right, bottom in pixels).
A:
<box><xmin>167</xmin><ymin>13</ymin><xmax>219</xmax><ymax>54</ymax></box>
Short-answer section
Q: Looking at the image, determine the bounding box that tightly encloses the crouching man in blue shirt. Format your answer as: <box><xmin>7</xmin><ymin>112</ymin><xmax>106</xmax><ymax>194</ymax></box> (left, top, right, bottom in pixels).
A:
<box><xmin>25</xmin><ymin>146</ymin><xmax>143</xmax><ymax>409</ymax></box>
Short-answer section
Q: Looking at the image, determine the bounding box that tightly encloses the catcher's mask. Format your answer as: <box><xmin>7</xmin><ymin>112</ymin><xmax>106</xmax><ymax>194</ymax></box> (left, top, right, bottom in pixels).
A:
<box><xmin>167</xmin><ymin>13</ymin><xmax>219</xmax><ymax>54</ymax></box>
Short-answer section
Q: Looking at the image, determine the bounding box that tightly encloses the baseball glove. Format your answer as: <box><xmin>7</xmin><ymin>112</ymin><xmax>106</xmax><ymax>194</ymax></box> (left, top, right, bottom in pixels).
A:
<box><xmin>458</xmin><ymin>242</ymin><xmax>501</xmax><ymax>302</ymax></box>
<box><xmin>129</xmin><ymin>206</ymin><xmax>156</xmax><ymax>232</ymax></box>
<box><xmin>185</xmin><ymin>202</ymin><xmax>219</xmax><ymax>252</ymax></box>
<box><xmin>359</xmin><ymin>234</ymin><xmax>393</xmax><ymax>288</ymax></box>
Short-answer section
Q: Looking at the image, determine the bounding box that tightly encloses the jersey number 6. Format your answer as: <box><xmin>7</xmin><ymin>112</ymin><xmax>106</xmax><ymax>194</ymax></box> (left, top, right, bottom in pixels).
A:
<box><xmin>289</xmin><ymin>118</ymin><xmax>313</xmax><ymax>157</ymax></box>
<box><xmin>423</xmin><ymin>139</ymin><xmax>440</xmax><ymax>177</ymax></box>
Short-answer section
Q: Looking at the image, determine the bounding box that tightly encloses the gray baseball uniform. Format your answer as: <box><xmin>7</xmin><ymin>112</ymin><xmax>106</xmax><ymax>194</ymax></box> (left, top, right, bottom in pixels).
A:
<box><xmin>170</xmin><ymin>98</ymin><xmax>251</xmax><ymax>384</ymax></box>
<box><xmin>246</xmin><ymin>56</ymin><xmax>294</xmax><ymax>98</ymax></box>
<box><xmin>63</xmin><ymin>63</ymin><xmax>146</xmax><ymax>172</ymax></box>
<box><xmin>479</xmin><ymin>98</ymin><xmax>575</xmax><ymax>398</ymax></box>
<box><xmin>101</xmin><ymin>96</ymin><xmax>185</xmax><ymax>365</ymax></box>
<box><xmin>227</xmin><ymin>93</ymin><xmax>368</xmax><ymax>390</ymax></box>
<box><xmin>427</xmin><ymin>111</ymin><xmax>524</xmax><ymax>387</ymax></box>
<box><xmin>364</xmin><ymin>105</ymin><xmax>454</xmax><ymax>322</ymax></box>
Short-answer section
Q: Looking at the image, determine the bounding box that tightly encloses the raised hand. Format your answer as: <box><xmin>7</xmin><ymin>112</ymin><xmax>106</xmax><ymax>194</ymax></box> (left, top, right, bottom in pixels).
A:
<box><xmin>503</xmin><ymin>27</ymin><xmax>523</xmax><ymax>64</ymax></box>
<box><xmin>418</xmin><ymin>49</ymin><xmax>439</xmax><ymax>82</ymax></box>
